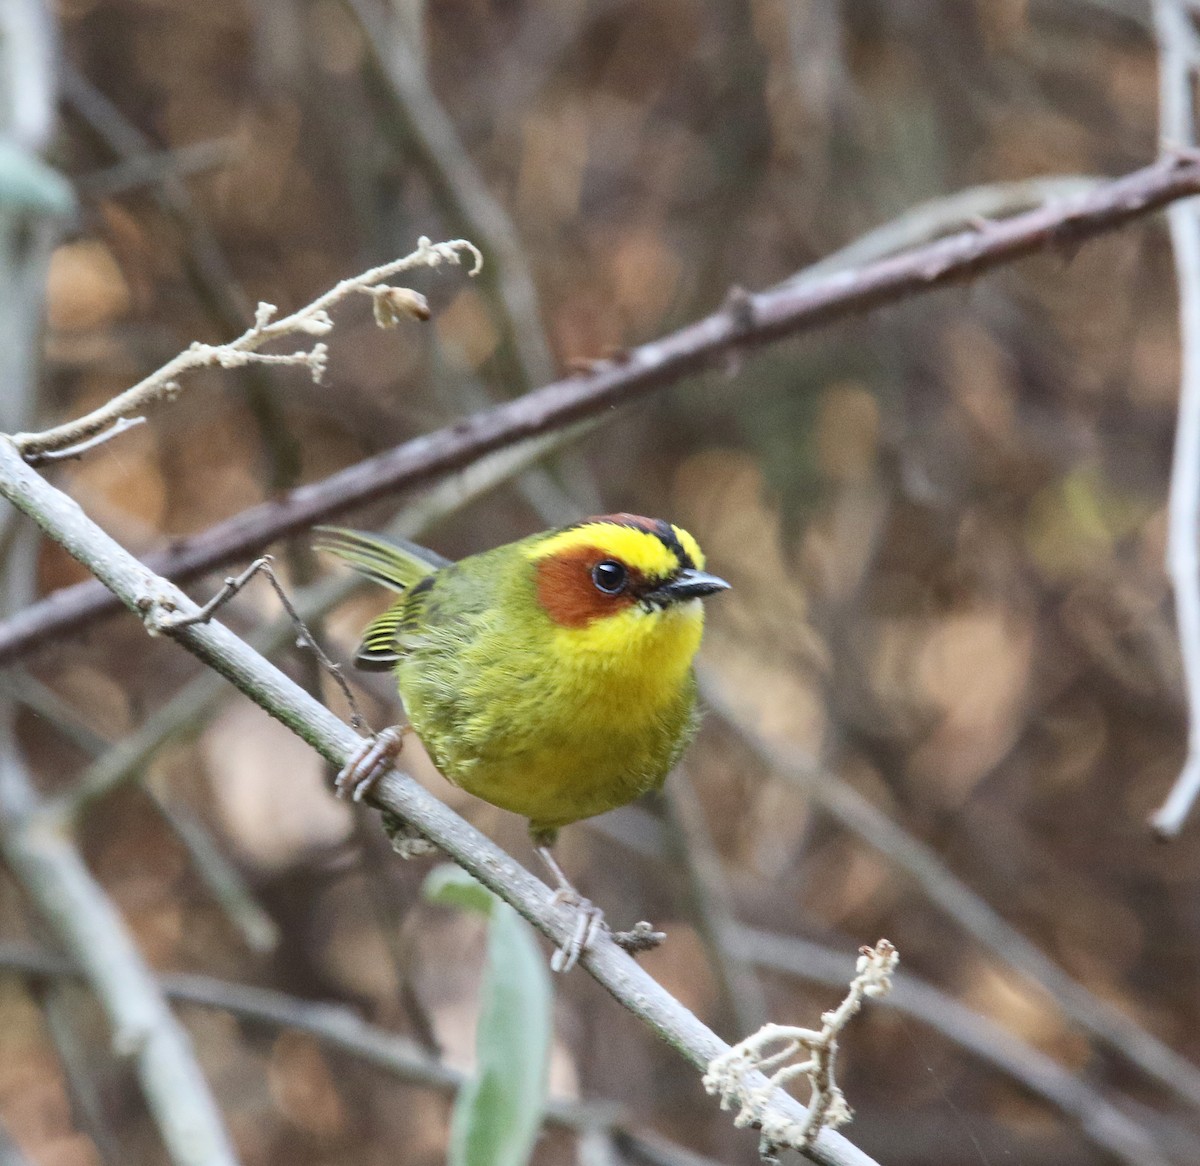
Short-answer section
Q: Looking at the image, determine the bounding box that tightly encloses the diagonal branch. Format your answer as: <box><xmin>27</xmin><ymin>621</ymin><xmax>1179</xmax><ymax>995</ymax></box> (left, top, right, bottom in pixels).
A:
<box><xmin>5</xmin><ymin>156</ymin><xmax>1200</xmax><ymax>662</ymax></box>
<box><xmin>0</xmin><ymin>435</ymin><xmax>882</xmax><ymax>1166</ymax></box>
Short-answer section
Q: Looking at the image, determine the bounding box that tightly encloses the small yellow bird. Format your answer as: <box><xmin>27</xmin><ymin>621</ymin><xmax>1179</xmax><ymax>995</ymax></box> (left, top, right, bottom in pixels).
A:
<box><xmin>317</xmin><ymin>514</ymin><xmax>729</xmax><ymax>968</ymax></box>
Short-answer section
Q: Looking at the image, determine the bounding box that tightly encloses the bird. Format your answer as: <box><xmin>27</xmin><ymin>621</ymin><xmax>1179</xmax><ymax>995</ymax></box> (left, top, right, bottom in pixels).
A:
<box><xmin>315</xmin><ymin>514</ymin><xmax>729</xmax><ymax>970</ymax></box>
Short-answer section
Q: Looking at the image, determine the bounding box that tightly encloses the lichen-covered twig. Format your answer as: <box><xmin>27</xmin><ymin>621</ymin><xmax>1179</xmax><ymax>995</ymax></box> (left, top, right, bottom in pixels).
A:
<box><xmin>23</xmin><ymin>415</ymin><xmax>147</xmax><ymax>465</ymax></box>
<box><xmin>738</xmin><ymin>926</ymin><xmax>1172</xmax><ymax>1166</ymax></box>
<box><xmin>9</xmin><ymin>237</ymin><xmax>475</xmax><ymax>460</ymax></box>
<box><xmin>704</xmin><ymin>941</ymin><xmax>898</xmax><ymax>1161</ymax></box>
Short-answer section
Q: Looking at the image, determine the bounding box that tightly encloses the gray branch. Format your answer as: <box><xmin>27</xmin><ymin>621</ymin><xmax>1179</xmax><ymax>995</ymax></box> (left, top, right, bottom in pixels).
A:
<box><xmin>0</xmin><ymin>434</ymin><xmax>882</xmax><ymax>1166</ymax></box>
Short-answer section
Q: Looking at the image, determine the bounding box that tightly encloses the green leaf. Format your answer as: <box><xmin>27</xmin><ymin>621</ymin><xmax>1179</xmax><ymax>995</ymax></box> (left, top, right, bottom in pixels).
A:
<box><xmin>422</xmin><ymin>863</ymin><xmax>498</xmax><ymax>916</ymax></box>
<box><xmin>436</xmin><ymin>875</ymin><xmax>552</xmax><ymax>1166</ymax></box>
<box><xmin>0</xmin><ymin>141</ymin><xmax>75</xmax><ymax>217</ymax></box>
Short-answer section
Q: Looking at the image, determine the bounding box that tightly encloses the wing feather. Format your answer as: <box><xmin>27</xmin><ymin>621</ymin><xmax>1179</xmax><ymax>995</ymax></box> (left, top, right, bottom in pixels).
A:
<box><xmin>314</xmin><ymin>526</ymin><xmax>452</xmax><ymax>670</ymax></box>
<box><xmin>314</xmin><ymin>526</ymin><xmax>449</xmax><ymax>591</ymax></box>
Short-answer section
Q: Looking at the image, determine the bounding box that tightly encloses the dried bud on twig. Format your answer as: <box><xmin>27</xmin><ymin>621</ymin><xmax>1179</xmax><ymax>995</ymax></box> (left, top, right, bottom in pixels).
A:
<box><xmin>372</xmin><ymin>286</ymin><xmax>432</xmax><ymax>327</ymax></box>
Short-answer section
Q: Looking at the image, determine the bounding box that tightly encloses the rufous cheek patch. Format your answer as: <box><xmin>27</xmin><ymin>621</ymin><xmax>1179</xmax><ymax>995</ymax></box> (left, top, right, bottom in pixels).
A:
<box><xmin>535</xmin><ymin>546</ymin><xmax>638</xmax><ymax>628</ymax></box>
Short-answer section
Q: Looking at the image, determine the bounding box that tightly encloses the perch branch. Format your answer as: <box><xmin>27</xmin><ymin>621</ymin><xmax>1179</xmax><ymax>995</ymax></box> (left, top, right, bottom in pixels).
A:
<box><xmin>5</xmin><ymin>156</ymin><xmax>1200</xmax><ymax>659</ymax></box>
<box><xmin>0</xmin><ymin>437</ymin><xmax>881</xmax><ymax>1166</ymax></box>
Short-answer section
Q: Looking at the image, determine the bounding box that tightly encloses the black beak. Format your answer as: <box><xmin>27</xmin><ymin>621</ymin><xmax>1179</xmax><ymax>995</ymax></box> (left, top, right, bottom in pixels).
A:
<box><xmin>646</xmin><ymin>568</ymin><xmax>731</xmax><ymax>605</ymax></box>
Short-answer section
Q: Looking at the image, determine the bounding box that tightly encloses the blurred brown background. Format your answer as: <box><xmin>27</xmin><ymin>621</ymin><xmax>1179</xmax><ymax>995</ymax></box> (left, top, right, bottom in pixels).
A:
<box><xmin>3</xmin><ymin>0</ymin><xmax>1198</xmax><ymax>1164</ymax></box>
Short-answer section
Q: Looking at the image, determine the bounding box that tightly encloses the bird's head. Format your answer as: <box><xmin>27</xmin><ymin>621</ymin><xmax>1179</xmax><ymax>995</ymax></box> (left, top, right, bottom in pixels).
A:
<box><xmin>526</xmin><ymin>515</ymin><xmax>728</xmax><ymax>664</ymax></box>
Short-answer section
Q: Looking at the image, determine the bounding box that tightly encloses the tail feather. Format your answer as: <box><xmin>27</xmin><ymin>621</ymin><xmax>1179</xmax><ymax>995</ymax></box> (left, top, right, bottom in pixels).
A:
<box><xmin>313</xmin><ymin>526</ymin><xmax>449</xmax><ymax>592</ymax></box>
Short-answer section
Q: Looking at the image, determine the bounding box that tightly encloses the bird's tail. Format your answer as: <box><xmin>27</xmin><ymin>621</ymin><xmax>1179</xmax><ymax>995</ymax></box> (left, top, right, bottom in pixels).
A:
<box><xmin>313</xmin><ymin>526</ymin><xmax>448</xmax><ymax>591</ymax></box>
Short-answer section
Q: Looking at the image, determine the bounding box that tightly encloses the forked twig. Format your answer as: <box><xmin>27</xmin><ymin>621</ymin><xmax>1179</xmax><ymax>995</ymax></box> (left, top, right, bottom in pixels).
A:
<box><xmin>10</xmin><ymin>237</ymin><xmax>477</xmax><ymax>460</ymax></box>
<box><xmin>704</xmin><ymin>942</ymin><xmax>898</xmax><ymax>1161</ymax></box>
<box><xmin>157</xmin><ymin>555</ymin><xmax>371</xmax><ymax>735</ymax></box>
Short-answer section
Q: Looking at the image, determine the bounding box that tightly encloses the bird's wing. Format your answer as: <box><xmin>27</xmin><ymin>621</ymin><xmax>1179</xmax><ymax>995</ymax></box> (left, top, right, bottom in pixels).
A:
<box><xmin>353</xmin><ymin>596</ymin><xmax>413</xmax><ymax>671</ymax></box>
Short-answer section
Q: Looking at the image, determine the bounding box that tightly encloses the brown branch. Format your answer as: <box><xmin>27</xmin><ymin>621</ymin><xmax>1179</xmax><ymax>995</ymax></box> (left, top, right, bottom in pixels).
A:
<box><xmin>4</xmin><ymin>155</ymin><xmax>1200</xmax><ymax>662</ymax></box>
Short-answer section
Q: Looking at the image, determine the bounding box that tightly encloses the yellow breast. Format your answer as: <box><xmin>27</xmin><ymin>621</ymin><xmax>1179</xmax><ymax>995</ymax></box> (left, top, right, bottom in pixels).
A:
<box><xmin>408</xmin><ymin>601</ymin><xmax>704</xmax><ymax>833</ymax></box>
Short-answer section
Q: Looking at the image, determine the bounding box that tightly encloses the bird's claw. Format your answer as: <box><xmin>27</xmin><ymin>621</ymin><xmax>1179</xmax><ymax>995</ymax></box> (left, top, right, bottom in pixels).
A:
<box><xmin>336</xmin><ymin>726</ymin><xmax>405</xmax><ymax>802</ymax></box>
<box><xmin>550</xmin><ymin>889</ymin><xmax>605</xmax><ymax>974</ymax></box>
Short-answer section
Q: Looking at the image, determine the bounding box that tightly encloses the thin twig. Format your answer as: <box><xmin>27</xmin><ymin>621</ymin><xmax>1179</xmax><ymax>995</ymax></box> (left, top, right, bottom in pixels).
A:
<box><xmin>5</xmin><ymin>157</ymin><xmax>1200</xmax><ymax>661</ymax></box>
<box><xmin>77</xmin><ymin>137</ymin><xmax>239</xmax><ymax>200</ymax></box>
<box><xmin>787</xmin><ymin>175</ymin><xmax>1102</xmax><ymax>284</ymax></box>
<box><xmin>663</xmin><ymin>768</ymin><xmax>770</xmax><ymax>1036</ymax></box>
<box><xmin>61</xmin><ymin>62</ymin><xmax>302</xmax><ymax>492</ymax></box>
<box><xmin>1151</xmin><ymin>0</ymin><xmax>1200</xmax><ymax>837</ymax></box>
<box><xmin>157</xmin><ymin>555</ymin><xmax>371</xmax><ymax>734</ymax></box>
<box><xmin>37</xmin><ymin>981</ymin><xmax>127</xmax><ymax>1165</ymax></box>
<box><xmin>152</xmin><ymin>799</ymin><xmax>280</xmax><ymax>954</ymax></box>
<box><xmin>9</xmin><ymin>236</ymin><xmax>477</xmax><ymax>459</ymax></box>
<box><xmin>346</xmin><ymin>0</ymin><xmax>555</xmax><ymax>388</ymax></box>
<box><xmin>23</xmin><ymin>416</ymin><xmax>146</xmax><ymax>464</ymax></box>
<box><xmin>0</xmin><ymin>436</ymin><xmax>881</xmax><ymax>1166</ymax></box>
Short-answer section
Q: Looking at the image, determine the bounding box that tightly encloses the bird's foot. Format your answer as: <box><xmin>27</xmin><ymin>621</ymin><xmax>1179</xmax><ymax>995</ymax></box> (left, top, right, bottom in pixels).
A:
<box><xmin>535</xmin><ymin>844</ymin><xmax>607</xmax><ymax>972</ymax></box>
<box><xmin>336</xmin><ymin>725</ymin><xmax>406</xmax><ymax>802</ymax></box>
<box><xmin>549</xmin><ymin>887</ymin><xmax>605</xmax><ymax>974</ymax></box>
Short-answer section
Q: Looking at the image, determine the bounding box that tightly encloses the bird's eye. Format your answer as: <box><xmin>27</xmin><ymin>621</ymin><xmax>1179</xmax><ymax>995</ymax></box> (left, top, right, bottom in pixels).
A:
<box><xmin>591</xmin><ymin>560</ymin><xmax>627</xmax><ymax>595</ymax></box>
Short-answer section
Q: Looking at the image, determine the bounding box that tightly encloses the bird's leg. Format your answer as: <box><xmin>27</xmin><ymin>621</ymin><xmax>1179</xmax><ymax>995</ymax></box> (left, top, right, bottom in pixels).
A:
<box><xmin>336</xmin><ymin>725</ymin><xmax>408</xmax><ymax>802</ymax></box>
<box><xmin>535</xmin><ymin>843</ymin><xmax>605</xmax><ymax>974</ymax></box>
